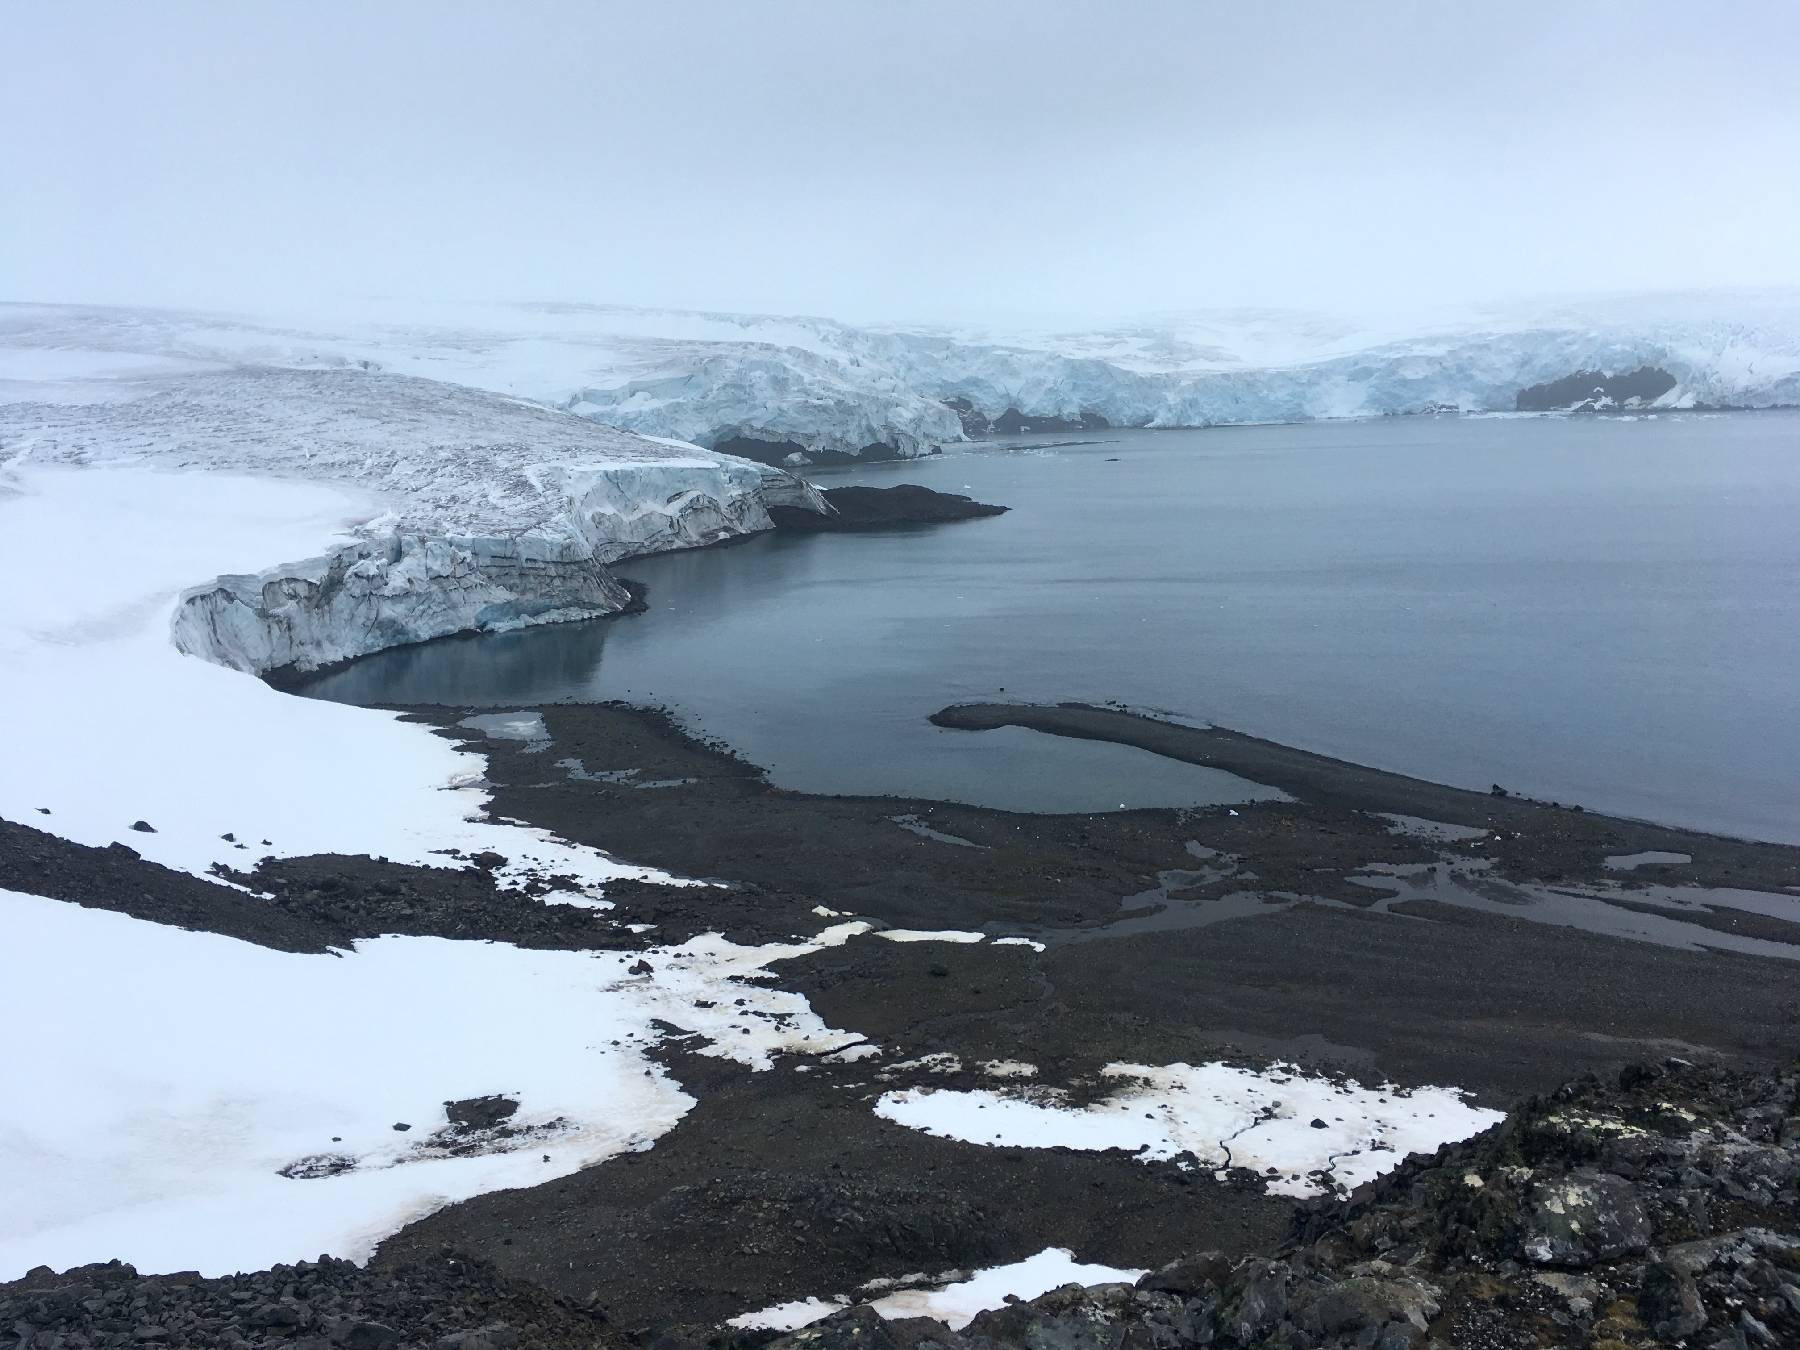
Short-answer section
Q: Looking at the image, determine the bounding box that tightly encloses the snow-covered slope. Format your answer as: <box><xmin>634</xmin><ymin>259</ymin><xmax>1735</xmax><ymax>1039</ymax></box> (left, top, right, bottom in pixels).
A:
<box><xmin>0</xmin><ymin>346</ymin><xmax>827</xmax><ymax>672</ymax></box>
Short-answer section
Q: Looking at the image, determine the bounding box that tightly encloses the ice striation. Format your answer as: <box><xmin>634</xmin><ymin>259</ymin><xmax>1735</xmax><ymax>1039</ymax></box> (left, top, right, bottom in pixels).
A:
<box><xmin>0</xmin><ymin>355</ymin><xmax>827</xmax><ymax>673</ymax></box>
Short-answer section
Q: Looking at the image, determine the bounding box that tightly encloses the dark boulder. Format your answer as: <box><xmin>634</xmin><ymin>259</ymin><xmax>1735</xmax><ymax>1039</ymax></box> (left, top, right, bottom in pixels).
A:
<box><xmin>1520</xmin><ymin>1169</ymin><xmax>1651</xmax><ymax>1266</ymax></box>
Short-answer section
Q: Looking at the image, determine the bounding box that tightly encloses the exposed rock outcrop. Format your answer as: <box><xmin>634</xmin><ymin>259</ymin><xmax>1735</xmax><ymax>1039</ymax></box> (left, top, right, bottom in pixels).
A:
<box><xmin>768</xmin><ymin>484</ymin><xmax>1008</xmax><ymax>532</ymax></box>
<box><xmin>764</xmin><ymin>1058</ymin><xmax>1799</xmax><ymax>1350</ymax></box>
<box><xmin>0</xmin><ymin>1250</ymin><xmax>609</xmax><ymax>1350</ymax></box>
<box><xmin>1515</xmin><ymin>366</ymin><xmax>1679</xmax><ymax>412</ymax></box>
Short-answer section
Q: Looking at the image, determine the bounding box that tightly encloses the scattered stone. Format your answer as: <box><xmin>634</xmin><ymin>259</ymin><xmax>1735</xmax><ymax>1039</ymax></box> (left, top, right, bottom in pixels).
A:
<box><xmin>0</xmin><ymin>1251</ymin><xmax>607</xmax><ymax>1350</ymax></box>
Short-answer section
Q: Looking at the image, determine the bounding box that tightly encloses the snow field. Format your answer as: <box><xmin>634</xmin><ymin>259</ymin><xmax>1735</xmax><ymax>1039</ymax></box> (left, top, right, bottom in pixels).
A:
<box><xmin>0</xmin><ymin>465</ymin><xmax>673</xmax><ymax>895</ymax></box>
<box><xmin>0</xmin><ymin>890</ymin><xmax>869</xmax><ymax>1279</ymax></box>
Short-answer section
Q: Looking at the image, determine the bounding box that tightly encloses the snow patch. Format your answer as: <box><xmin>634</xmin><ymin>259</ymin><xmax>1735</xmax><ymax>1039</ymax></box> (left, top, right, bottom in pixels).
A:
<box><xmin>0</xmin><ymin>890</ymin><xmax>865</xmax><ymax>1280</ymax></box>
<box><xmin>727</xmin><ymin>1248</ymin><xmax>1147</xmax><ymax>1332</ymax></box>
<box><xmin>875</xmin><ymin>1061</ymin><xmax>1500</xmax><ymax>1198</ymax></box>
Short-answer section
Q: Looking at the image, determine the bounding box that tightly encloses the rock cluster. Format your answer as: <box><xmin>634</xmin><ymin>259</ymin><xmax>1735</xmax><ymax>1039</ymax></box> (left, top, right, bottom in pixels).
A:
<box><xmin>764</xmin><ymin>1059</ymin><xmax>1798</xmax><ymax>1350</ymax></box>
<box><xmin>0</xmin><ymin>1251</ymin><xmax>607</xmax><ymax>1350</ymax></box>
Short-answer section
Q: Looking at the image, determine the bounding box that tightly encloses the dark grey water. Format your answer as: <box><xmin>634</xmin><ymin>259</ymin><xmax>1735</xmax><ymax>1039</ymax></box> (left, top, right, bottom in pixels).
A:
<box><xmin>300</xmin><ymin>413</ymin><xmax>1800</xmax><ymax>841</ymax></box>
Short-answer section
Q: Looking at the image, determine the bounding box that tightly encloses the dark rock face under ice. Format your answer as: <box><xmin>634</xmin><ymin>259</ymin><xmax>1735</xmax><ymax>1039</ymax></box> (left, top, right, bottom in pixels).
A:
<box><xmin>1514</xmin><ymin>364</ymin><xmax>1678</xmax><ymax>411</ymax></box>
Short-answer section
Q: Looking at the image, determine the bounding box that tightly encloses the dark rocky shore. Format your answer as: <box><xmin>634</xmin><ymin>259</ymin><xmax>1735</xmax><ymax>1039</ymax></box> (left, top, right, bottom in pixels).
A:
<box><xmin>5</xmin><ymin>693</ymin><xmax>1799</xmax><ymax>1347</ymax></box>
<box><xmin>0</xmin><ymin>1249</ymin><xmax>609</xmax><ymax>1349</ymax></box>
<box><xmin>769</xmin><ymin>484</ymin><xmax>1007</xmax><ymax>531</ymax></box>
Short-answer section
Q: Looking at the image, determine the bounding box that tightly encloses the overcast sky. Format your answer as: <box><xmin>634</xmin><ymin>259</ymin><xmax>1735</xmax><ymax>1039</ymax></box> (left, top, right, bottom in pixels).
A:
<box><xmin>5</xmin><ymin>0</ymin><xmax>1798</xmax><ymax>323</ymax></box>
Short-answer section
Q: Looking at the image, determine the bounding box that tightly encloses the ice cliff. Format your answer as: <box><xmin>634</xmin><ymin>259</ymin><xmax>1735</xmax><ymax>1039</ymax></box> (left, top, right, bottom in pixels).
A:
<box><xmin>0</xmin><ymin>359</ymin><xmax>826</xmax><ymax>673</ymax></box>
<box><xmin>852</xmin><ymin>294</ymin><xmax>1800</xmax><ymax>427</ymax></box>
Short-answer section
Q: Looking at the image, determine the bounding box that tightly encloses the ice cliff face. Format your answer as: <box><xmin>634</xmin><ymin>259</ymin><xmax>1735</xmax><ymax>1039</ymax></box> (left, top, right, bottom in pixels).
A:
<box><xmin>0</xmin><ymin>359</ymin><xmax>827</xmax><ymax>673</ymax></box>
<box><xmin>560</xmin><ymin>342</ymin><xmax>962</xmax><ymax>462</ymax></box>
<box><xmin>851</xmin><ymin>298</ymin><xmax>1800</xmax><ymax>426</ymax></box>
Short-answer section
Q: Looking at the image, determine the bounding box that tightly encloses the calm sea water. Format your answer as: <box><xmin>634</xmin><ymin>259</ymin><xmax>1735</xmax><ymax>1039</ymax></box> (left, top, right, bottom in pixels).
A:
<box><xmin>300</xmin><ymin>413</ymin><xmax>1800</xmax><ymax>842</ymax></box>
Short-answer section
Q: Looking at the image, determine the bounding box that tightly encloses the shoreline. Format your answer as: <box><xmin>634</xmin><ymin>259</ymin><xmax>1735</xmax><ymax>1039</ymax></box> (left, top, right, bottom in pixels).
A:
<box><xmin>931</xmin><ymin>701</ymin><xmax>1800</xmax><ymax>862</ymax></box>
<box><xmin>5</xmin><ymin>695</ymin><xmax>1799</xmax><ymax>1332</ymax></box>
<box><xmin>371</xmin><ymin>699</ymin><xmax>1798</xmax><ymax>1320</ymax></box>
<box><xmin>5</xmin><ymin>458</ymin><xmax>1798</xmax><ymax>1339</ymax></box>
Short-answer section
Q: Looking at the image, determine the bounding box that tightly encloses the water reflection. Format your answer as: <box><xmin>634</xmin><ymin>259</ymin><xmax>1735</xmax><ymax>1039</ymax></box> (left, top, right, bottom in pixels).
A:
<box><xmin>298</xmin><ymin>615</ymin><xmax>617</xmax><ymax>706</ymax></box>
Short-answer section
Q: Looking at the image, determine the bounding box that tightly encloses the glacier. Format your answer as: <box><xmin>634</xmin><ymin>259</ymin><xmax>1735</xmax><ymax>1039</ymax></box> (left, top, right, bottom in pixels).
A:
<box><xmin>6</xmin><ymin>292</ymin><xmax>1799</xmax><ymax>480</ymax></box>
<box><xmin>0</xmin><ymin>356</ymin><xmax>827</xmax><ymax>673</ymax></box>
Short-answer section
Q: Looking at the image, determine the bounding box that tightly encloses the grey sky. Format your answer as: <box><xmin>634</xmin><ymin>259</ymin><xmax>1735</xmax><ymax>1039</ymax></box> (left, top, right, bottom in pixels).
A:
<box><xmin>5</xmin><ymin>0</ymin><xmax>1797</xmax><ymax>322</ymax></box>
